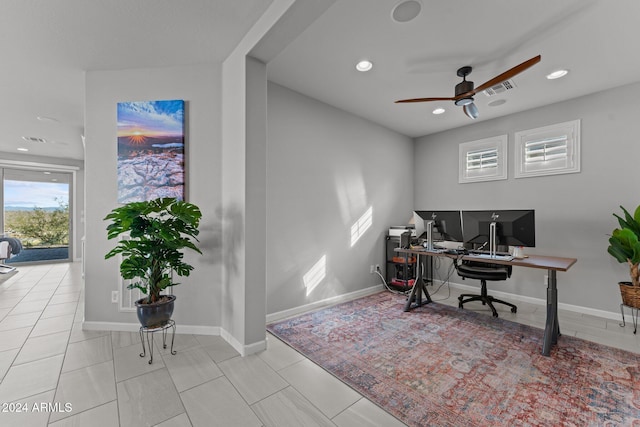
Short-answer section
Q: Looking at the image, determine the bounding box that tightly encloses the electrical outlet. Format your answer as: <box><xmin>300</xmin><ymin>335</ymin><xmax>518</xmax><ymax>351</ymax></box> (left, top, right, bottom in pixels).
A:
<box><xmin>375</xmin><ymin>264</ymin><xmax>380</xmax><ymax>272</ymax></box>
<box><xmin>370</xmin><ymin>265</ymin><xmax>375</xmax><ymax>274</ymax></box>
<box><xmin>111</xmin><ymin>291</ymin><xmax>119</xmax><ymax>303</ymax></box>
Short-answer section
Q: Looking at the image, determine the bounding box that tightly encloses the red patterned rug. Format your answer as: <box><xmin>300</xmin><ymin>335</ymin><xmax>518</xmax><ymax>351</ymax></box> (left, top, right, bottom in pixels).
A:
<box><xmin>267</xmin><ymin>291</ymin><xmax>640</xmax><ymax>426</ymax></box>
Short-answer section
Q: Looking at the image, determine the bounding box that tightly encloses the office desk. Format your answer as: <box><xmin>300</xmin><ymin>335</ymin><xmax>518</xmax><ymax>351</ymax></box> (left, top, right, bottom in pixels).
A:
<box><xmin>394</xmin><ymin>247</ymin><xmax>577</xmax><ymax>356</ymax></box>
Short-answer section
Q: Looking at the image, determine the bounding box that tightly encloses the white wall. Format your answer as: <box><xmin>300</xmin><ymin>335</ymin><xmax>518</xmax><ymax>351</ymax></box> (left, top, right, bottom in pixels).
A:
<box><xmin>414</xmin><ymin>82</ymin><xmax>640</xmax><ymax>314</ymax></box>
<box><xmin>266</xmin><ymin>82</ymin><xmax>414</xmax><ymax>315</ymax></box>
<box><xmin>84</xmin><ymin>65</ymin><xmax>223</xmax><ymax>330</ymax></box>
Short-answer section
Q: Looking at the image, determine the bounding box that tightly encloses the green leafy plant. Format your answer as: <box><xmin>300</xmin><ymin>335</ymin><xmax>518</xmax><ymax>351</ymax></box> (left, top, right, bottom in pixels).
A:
<box><xmin>608</xmin><ymin>205</ymin><xmax>640</xmax><ymax>287</ymax></box>
<box><xmin>104</xmin><ymin>198</ymin><xmax>202</xmax><ymax>303</ymax></box>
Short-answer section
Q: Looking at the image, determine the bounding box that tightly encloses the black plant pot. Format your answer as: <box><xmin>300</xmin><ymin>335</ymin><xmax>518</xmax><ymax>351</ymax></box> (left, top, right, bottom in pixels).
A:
<box><xmin>135</xmin><ymin>295</ymin><xmax>176</xmax><ymax>328</ymax></box>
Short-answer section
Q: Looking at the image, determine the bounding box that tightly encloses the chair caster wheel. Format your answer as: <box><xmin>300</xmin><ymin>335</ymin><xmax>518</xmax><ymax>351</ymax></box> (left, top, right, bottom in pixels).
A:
<box><xmin>511</xmin><ymin>307</ymin><xmax>517</xmax><ymax>313</ymax></box>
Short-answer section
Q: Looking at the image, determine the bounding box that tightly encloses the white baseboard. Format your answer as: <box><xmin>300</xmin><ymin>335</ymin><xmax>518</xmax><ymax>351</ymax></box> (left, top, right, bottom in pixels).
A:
<box><xmin>443</xmin><ymin>280</ymin><xmax>622</xmax><ymax>321</ymax></box>
<box><xmin>266</xmin><ymin>284</ymin><xmax>385</xmax><ymax>324</ymax></box>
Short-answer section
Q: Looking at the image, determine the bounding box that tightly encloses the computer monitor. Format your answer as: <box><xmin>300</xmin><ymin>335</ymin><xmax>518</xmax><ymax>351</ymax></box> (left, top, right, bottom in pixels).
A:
<box><xmin>461</xmin><ymin>210</ymin><xmax>535</xmax><ymax>254</ymax></box>
<box><xmin>413</xmin><ymin>210</ymin><xmax>464</xmax><ymax>249</ymax></box>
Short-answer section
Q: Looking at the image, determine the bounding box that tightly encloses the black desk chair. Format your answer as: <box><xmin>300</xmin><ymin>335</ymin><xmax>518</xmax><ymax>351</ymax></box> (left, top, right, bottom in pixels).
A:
<box><xmin>455</xmin><ymin>260</ymin><xmax>517</xmax><ymax>318</ymax></box>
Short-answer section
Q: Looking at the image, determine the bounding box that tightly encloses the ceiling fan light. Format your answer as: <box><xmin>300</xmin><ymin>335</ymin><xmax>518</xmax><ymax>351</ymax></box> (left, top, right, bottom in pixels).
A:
<box><xmin>455</xmin><ymin>97</ymin><xmax>474</xmax><ymax>106</ymax></box>
<box><xmin>463</xmin><ymin>103</ymin><xmax>479</xmax><ymax>119</ymax></box>
<box><xmin>432</xmin><ymin>107</ymin><xmax>445</xmax><ymax>115</ymax></box>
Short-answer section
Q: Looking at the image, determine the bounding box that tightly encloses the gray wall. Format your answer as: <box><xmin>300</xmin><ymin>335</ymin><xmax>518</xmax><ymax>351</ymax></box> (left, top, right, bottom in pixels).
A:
<box><xmin>84</xmin><ymin>64</ymin><xmax>223</xmax><ymax>329</ymax></box>
<box><xmin>266</xmin><ymin>82</ymin><xmax>414</xmax><ymax>315</ymax></box>
<box><xmin>414</xmin><ymin>82</ymin><xmax>640</xmax><ymax>314</ymax></box>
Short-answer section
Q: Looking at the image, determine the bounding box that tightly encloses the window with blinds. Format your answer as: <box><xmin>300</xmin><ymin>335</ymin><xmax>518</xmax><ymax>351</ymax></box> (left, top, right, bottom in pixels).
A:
<box><xmin>515</xmin><ymin>120</ymin><xmax>580</xmax><ymax>178</ymax></box>
<box><xmin>459</xmin><ymin>135</ymin><xmax>507</xmax><ymax>183</ymax></box>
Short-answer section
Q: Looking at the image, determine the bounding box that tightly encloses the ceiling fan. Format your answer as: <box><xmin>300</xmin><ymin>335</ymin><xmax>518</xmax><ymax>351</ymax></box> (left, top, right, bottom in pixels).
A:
<box><xmin>395</xmin><ymin>55</ymin><xmax>541</xmax><ymax>119</ymax></box>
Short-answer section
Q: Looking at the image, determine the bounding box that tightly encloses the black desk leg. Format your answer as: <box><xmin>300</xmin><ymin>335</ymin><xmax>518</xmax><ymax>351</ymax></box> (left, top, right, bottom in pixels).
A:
<box><xmin>403</xmin><ymin>254</ymin><xmax>432</xmax><ymax>312</ymax></box>
<box><xmin>542</xmin><ymin>270</ymin><xmax>560</xmax><ymax>356</ymax></box>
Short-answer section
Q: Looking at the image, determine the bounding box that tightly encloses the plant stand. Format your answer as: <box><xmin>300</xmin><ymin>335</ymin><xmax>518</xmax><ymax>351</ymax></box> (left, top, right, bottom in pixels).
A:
<box><xmin>139</xmin><ymin>319</ymin><xmax>176</xmax><ymax>364</ymax></box>
<box><xmin>619</xmin><ymin>304</ymin><xmax>638</xmax><ymax>334</ymax></box>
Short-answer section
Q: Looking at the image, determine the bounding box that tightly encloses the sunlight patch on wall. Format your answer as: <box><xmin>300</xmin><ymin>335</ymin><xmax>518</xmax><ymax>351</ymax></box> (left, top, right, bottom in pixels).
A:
<box><xmin>304</xmin><ymin>254</ymin><xmax>326</xmax><ymax>296</ymax></box>
<box><xmin>350</xmin><ymin>206</ymin><xmax>373</xmax><ymax>247</ymax></box>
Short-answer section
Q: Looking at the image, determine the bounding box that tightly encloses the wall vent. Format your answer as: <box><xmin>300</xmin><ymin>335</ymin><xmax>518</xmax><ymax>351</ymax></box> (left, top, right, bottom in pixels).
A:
<box><xmin>483</xmin><ymin>79</ymin><xmax>517</xmax><ymax>97</ymax></box>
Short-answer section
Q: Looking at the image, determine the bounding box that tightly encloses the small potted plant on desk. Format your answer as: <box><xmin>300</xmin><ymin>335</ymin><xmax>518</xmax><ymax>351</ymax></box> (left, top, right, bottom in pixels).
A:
<box><xmin>104</xmin><ymin>197</ymin><xmax>202</xmax><ymax>328</ymax></box>
<box><xmin>607</xmin><ymin>204</ymin><xmax>640</xmax><ymax>310</ymax></box>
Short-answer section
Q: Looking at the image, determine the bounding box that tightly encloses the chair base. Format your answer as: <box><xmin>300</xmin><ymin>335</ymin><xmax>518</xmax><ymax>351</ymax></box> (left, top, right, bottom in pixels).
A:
<box><xmin>458</xmin><ymin>280</ymin><xmax>517</xmax><ymax>318</ymax></box>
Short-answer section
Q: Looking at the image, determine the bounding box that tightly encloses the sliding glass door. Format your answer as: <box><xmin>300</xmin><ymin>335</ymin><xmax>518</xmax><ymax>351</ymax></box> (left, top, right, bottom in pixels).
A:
<box><xmin>1</xmin><ymin>168</ymin><xmax>72</xmax><ymax>264</ymax></box>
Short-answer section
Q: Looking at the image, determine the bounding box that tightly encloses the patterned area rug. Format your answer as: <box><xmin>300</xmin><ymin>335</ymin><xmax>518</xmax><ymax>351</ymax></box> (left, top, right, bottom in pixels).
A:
<box><xmin>268</xmin><ymin>291</ymin><xmax>640</xmax><ymax>426</ymax></box>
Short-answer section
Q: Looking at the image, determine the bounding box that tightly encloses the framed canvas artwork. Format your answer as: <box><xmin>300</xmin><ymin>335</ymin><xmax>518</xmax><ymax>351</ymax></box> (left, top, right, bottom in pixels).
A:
<box><xmin>116</xmin><ymin>99</ymin><xmax>185</xmax><ymax>203</ymax></box>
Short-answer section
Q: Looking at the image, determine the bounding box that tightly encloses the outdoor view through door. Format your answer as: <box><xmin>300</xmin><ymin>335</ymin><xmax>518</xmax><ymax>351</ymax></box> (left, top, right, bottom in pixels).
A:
<box><xmin>2</xmin><ymin>169</ymin><xmax>71</xmax><ymax>264</ymax></box>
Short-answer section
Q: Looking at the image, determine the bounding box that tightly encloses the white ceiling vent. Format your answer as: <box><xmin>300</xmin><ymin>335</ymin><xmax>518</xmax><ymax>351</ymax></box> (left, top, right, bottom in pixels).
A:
<box><xmin>483</xmin><ymin>79</ymin><xmax>517</xmax><ymax>97</ymax></box>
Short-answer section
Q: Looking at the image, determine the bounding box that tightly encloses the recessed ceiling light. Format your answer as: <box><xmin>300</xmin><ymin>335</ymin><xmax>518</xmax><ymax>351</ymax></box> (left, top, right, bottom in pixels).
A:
<box><xmin>43</xmin><ymin>171</ymin><xmax>52</xmax><ymax>175</ymax></box>
<box><xmin>17</xmin><ymin>147</ymin><xmax>29</xmax><ymax>152</ymax></box>
<box><xmin>392</xmin><ymin>0</ymin><xmax>422</xmax><ymax>23</ymax></box>
<box><xmin>356</xmin><ymin>60</ymin><xmax>373</xmax><ymax>72</ymax></box>
<box><xmin>488</xmin><ymin>99</ymin><xmax>507</xmax><ymax>107</ymax></box>
<box><xmin>36</xmin><ymin>116</ymin><xmax>60</xmax><ymax>123</ymax></box>
<box><xmin>546</xmin><ymin>69</ymin><xmax>569</xmax><ymax>80</ymax></box>
<box><xmin>432</xmin><ymin>107</ymin><xmax>446</xmax><ymax>115</ymax></box>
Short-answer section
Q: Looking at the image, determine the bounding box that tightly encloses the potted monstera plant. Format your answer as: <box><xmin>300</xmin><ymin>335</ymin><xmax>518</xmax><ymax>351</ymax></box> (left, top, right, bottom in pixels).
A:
<box><xmin>608</xmin><ymin>205</ymin><xmax>640</xmax><ymax>308</ymax></box>
<box><xmin>104</xmin><ymin>197</ymin><xmax>202</xmax><ymax>328</ymax></box>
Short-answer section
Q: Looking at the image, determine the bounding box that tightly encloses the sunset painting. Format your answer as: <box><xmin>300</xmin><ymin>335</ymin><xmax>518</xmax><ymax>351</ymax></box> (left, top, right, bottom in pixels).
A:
<box><xmin>117</xmin><ymin>100</ymin><xmax>185</xmax><ymax>203</ymax></box>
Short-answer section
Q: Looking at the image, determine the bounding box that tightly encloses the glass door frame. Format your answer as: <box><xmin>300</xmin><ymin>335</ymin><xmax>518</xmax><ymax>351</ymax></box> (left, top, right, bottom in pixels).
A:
<box><xmin>0</xmin><ymin>160</ymin><xmax>79</xmax><ymax>262</ymax></box>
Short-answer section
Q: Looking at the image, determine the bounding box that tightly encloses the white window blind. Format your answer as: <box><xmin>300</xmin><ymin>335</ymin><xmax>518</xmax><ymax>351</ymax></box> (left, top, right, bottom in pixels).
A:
<box><xmin>515</xmin><ymin>120</ymin><xmax>580</xmax><ymax>178</ymax></box>
<box><xmin>459</xmin><ymin>135</ymin><xmax>507</xmax><ymax>183</ymax></box>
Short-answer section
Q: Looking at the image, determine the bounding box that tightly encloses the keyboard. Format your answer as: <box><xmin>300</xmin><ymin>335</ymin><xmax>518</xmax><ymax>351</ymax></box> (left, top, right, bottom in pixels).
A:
<box><xmin>466</xmin><ymin>253</ymin><xmax>514</xmax><ymax>261</ymax></box>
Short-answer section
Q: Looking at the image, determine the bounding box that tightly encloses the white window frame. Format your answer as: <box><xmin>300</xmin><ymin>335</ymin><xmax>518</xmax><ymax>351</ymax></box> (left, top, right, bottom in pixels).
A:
<box><xmin>514</xmin><ymin>119</ymin><xmax>580</xmax><ymax>178</ymax></box>
<box><xmin>458</xmin><ymin>135</ymin><xmax>508</xmax><ymax>184</ymax></box>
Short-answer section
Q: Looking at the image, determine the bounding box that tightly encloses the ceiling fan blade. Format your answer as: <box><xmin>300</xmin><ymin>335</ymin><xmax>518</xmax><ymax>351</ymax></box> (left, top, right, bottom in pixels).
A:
<box><xmin>395</xmin><ymin>97</ymin><xmax>456</xmax><ymax>103</ymax></box>
<box><xmin>456</xmin><ymin>55</ymin><xmax>541</xmax><ymax>100</ymax></box>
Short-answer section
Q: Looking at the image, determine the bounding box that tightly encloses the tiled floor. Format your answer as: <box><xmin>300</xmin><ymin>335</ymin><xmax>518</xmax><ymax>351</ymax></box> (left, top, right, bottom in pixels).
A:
<box><xmin>0</xmin><ymin>263</ymin><xmax>638</xmax><ymax>426</ymax></box>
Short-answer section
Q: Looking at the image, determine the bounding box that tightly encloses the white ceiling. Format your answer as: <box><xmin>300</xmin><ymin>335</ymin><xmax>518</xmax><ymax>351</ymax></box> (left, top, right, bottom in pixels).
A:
<box><xmin>2</xmin><ymin>0</ymin><xmax>639</xmax><ymax>161</ymax></box>
<box><xmin>267</xmin><ymin>0</ymin><xmax>640</xmax><ymax>137</ymax></box>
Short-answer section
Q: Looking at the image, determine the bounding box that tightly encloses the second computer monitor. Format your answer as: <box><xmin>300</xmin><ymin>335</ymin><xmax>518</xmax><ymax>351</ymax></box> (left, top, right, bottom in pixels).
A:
<box><xmin>461</xmin><ymin>210</ymin><xmax>535</xmax><ymax>248</ymax></box>
<box><xmin>413</xmin><ymin>210</ymin><xmax>464</xmax><ymax>243</ymax></box>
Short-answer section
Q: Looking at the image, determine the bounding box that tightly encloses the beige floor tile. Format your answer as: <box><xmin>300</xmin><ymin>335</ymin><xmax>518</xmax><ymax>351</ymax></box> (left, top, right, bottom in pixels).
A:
<box><xmin>0</xmin><ymin>348</ymin><xmax>20</xmax><ymax>380</ymax></box>
<box><xmin>111</xmin><ymin>331</ymin><xmax>141</xmax><ymax>349</ymax></box>
<box><xmin>0</xmin><ymin>326</ymin><xmax>32</xmax><ymax>352</ymax></box>
<box><xmin>333</xmin><ymin>397</ymin><xmax>407</xmax><ymax>427</ymax></box>
<box><xmin>0</xmin><ymin>311</ymin><xmax>40</xmax><ymax>331</ymax></box>
<box><xmin>0</xmin><ymin>296</ymin><xmax>23</xmax><ymax>309</ymax></box>
<box><xmin>218</xmin><ymin>354</ymin><xmax>288</xmax><ymax>405</ymax></box>
<box><xmin>113</xmin><ymin>341</ymin><xmax>165</xmax><ymax>382</ymax></box>
<box><xmin>252</xmin><ymin>386</ymin><xmax>335</xmax><ymax>427</ymax></box>
<box><xmin>68</xmin><ymin>322</ymin><xmax>110</xmax><ymax>344</ymax></box>
<box><xmin>9</xmin><ymin>299</ymin><xmax>49</xmax><ymax>315</ymax></box>
<box><xmin>279</xmin><ymin>358</ymin><xmax>361</xmax><ymax>418</ymax></box>
<box><xmin>0</xmin><ymin>354</ymin><xmax>64</xmax><ymax>402</ymax></box>
<box><xmin>48</xmin><ymin>400</ymin><xmax>120</xmax><ymax>427</ymax></box>
<box><xmin>30</xmin><ymin>313</ymin><xmax>74</xmax><ymax>337</ymax></box>
<box><xmin>0</xmin><ymin>307</ymin><xmax>11</xmax><ymax>321</ymax></box>
<box><xmin>0</xmin><ymin>389</ymin><xmax>55</xmax><ymax>427</ymax></box>
<box><xmin>14</xmin><ymin>330</ymin><xmax>70</xmax><ymax>365</ymax></box>
<box><xmin>162</xmin><ymin>346</ymin><xmax>223</xmax><ymax>392</ymax></box>
<box><xmin>180</xmin><ymin>377</ymin><xmax>261</xmax><ymax>427</ymax></box>
<box><xmin>195</xmin><ymin>334</ymin><xmax>240</xmax><ymax>363</ymax></box>
<box><xmin>154</xmin><ymin>412</ymin><xmax>193</xmax><ymax>427</ymax></box>
<box><xmin>153</xmin><ymin>332</ymin><xmax>200</xmax><ymax>356</ymax></box>
<box><xmin>21</xmin><ymin>289</ymin><xmax>55</xmax><ymax>302</ymax></box>
<box><xmin>50</xmin><ymin>360</ymin><xmax>117</xmax><ymax>422</ymax></box>
<box><xmin>41</xmin><ymin>301</ymin><xmax>78</xmax><ymax>319</ymax></box>
<box><xmin>62</xmin><ymin>334</ymin><xmax>112</xmax><ymax>372</ymax></box>
<box><xmin>117</xmin><ymin>369</ymin><xmax>185</xmax><ymax>427</ymax></box>
<box><xmin>48</xmin><ymin>292</ymin><xmax>81</xmax><ymax>305</ymax></box>
<box><xmin>258</xmin><ymin>334</ymin><xmax>305</xmax><ymax>371</ymax></box>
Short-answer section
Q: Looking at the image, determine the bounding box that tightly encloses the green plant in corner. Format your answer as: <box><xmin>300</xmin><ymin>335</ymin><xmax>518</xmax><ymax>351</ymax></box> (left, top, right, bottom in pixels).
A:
<box><xmin>104</xmin><ymin>197</ymin><xmax>202</xmax><ymax>304</ymax></box>
<box><xmin>607</xmin><ymin>205</ymin><xmax>640</xmax><ymax>287</ymax></box>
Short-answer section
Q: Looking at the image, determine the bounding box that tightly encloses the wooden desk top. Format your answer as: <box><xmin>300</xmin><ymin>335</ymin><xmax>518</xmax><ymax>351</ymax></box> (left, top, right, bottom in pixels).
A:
<box><xmin>394</xmin><ymin>247</ymin><xmax>577</xmax><ymax>272</ymax></box>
